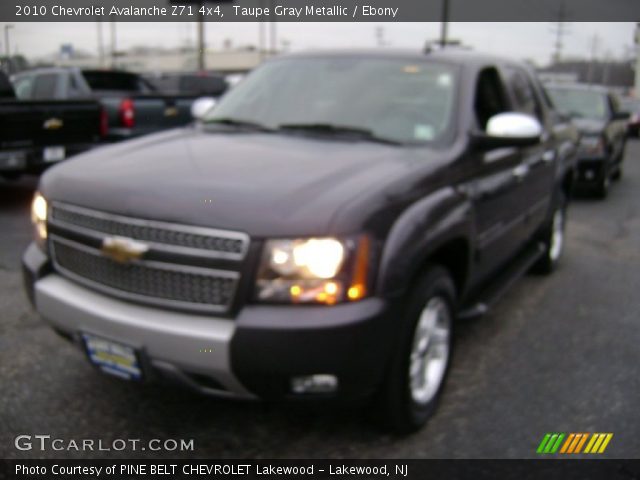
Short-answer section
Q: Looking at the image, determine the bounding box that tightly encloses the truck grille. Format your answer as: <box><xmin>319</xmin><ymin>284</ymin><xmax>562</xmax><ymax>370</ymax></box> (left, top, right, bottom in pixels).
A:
<box><xmin>48</xmin><ymin>202</ymin><xmax>249</xmax><ymax>314</ymax></box>
<box><xmin>50</xmin><ymin>203</ymin><xmax>248</xmax><ymax>259</ymax></box>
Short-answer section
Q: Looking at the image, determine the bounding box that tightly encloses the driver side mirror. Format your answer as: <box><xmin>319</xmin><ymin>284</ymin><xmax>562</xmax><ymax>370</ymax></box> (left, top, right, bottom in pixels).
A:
<box><xmin>191</xmin><ymin>97</ymin><xmax>217</xmax><ymax>121</ymax></box>
<box><xmin>473</xmin><ymin>112</ymin><xmax>543</xmax><ymax>149</ymax></box>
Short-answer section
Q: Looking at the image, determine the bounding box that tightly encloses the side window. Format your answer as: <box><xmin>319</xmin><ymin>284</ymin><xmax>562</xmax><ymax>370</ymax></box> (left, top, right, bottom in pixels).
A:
<box><xmin>31</xmin><ymin>74</ymin><xmax>59</xmax><ymax>99</ymax></box>
<box><xmin>474</xmin><ymin>67</ymin><xmax>510</xmax><ymax>131</ymax></box>
<box><xmin>137</xmin><ymin>78</ymin><xmax>155</xmax><ymax>93</ymax></box>
<box><xmin>505</xmin><ymin>67</ymin><xmax>542</xmax><ymax>120</ymax></box>
<box><xmin>68</xmin><ymin>73</ymin><xmax>81</xmax><ymax>98</ymax></box>
<box><xmin>13</xmin><ymin>76</ymin><xmax>34</xmax><ymax>99</ymax></box>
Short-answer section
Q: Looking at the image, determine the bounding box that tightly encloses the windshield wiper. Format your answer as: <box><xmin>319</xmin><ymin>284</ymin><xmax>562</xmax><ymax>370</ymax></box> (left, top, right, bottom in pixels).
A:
<box><xmin>277</xmin><ymin>123</ymin><xmax>403</xmax><ymax>145</ymax></box>
<box><xmin>204</xmin><ymin>117</ymin><xmax>274</xmax><ymax>132</ymax></box>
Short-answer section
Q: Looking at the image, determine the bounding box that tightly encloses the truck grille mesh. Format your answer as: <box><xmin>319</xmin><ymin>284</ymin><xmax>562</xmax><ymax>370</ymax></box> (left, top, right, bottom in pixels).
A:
<box><xmin>51</xmin><ymin>205</ymin><xmax>247</xmax><ymax>258</ymax></box>
<box><xmin>48</xmin><ymin>202</ymin><xmax>248</xmax><ymax>314</ymax></box>
<box><xmin>51</xmin><ymin>238</ymin><xmax>238</xmax><ymax>312</ymax></box>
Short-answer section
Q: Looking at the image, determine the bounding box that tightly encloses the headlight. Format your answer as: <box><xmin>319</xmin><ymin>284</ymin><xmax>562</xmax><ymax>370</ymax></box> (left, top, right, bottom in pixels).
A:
<box><xmin>30</xmin><ymin>191</ymin><xmax>48</xmax><ymax>250</ymax></box>
<box><xmin>256</xmin><ymin>236</ymin><xmax>370</xmax><ymax>305</ymax></box>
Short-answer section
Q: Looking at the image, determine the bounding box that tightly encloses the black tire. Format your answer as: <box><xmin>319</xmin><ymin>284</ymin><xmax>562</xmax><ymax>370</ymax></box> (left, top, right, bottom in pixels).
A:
<box><xmin>374</xmin><ymin>266</ymin><xmax>455</xmax><ymax>433</ymax></box>
<box><xmin>595</xmin><ymin>170</ymin><xmax>610</xmax><ymax>199</ymax></box>
<box><xmin>611</xmin><ymin>165</ymin><xmax>622</xmax><ymax>181</ymax></box>
<box><xmin>532</xmin><ymin>193</ymin><xmax>566</xmax><ymax>275</ymax></box>
<box><xmin>612</xmin><ymin>142</ymin><xmax>625</xmax><ymax>181</ymax></box>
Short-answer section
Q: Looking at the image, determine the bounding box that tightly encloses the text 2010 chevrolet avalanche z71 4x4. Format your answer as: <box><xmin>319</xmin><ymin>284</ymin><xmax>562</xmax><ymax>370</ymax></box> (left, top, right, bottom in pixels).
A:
<box><xmin>23</xmin><ymin>50</ymin><xmax>578</xmax><ymax>432</ymax></box>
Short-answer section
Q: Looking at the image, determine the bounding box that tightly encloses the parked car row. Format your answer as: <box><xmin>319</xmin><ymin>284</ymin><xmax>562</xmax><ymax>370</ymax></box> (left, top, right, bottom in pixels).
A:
<box><xmin>1</xmin><ymin>68</ymin><xmax>230</xmax><ymax>180</ymax></box>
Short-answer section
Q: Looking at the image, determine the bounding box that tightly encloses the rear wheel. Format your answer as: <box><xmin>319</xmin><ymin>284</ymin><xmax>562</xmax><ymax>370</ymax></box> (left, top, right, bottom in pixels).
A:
<box><xmin>375</xmin><ymin>266</ymin><xmax>455</xmax><ymax>433</ymax></box>
<box><xmin>611</xmin><ymin>165</ymin><xmax>622</xmax><ymax>181</ymax></box>
<box><xmin>595</xmin><ymin>170</ymin><xmax>610</xmax><ymax>199</ymax></box>
<box><xmin>532</xmin><ymin>194</ymin><xmax>566</xmax><ymax>274</ymax></box>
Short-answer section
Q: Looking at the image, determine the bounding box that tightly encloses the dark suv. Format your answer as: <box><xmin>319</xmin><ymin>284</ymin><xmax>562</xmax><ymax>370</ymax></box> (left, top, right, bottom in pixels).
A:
<box><xmin>546</xmin><ymin>84</ymin><xmax>628</xmax><ymax>198</ymax></box>
<box><xmin>23</xmin><ymin>50</ymin><xmax>577</xmax><ymax>432</ymax></box>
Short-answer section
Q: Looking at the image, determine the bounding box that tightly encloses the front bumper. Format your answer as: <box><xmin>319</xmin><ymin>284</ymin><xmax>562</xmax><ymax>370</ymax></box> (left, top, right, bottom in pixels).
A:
<box><xmin>23</xmin><ymin>243</ymin><xmax>394</xmax><ymax>402</ymax></box>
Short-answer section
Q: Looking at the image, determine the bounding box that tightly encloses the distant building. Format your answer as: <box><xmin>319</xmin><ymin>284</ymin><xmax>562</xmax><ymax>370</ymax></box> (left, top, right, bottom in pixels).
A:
<box><xmin>538</xmin><ymin>60</ymin><xmax>634</xmax><ymax>90</ymax></box>
<box><xmin>35</xmin><ymin>47</ymin><xmax>266</xmax><ymax>74</ymax></box>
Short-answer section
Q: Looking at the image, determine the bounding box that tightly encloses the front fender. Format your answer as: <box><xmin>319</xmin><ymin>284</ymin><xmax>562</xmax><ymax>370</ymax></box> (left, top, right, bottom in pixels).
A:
<box><xmin>376</xmin><ymin>186</ymin><xmax>473</xmax><ymax>297</ymax></box>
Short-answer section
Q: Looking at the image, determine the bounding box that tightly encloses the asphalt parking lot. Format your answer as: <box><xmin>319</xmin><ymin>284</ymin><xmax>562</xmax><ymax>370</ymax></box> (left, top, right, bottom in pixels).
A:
<box><xmin>0</xmin><ymin>142</ymin><xmax>639</xmax><ymax>459</ymax></box>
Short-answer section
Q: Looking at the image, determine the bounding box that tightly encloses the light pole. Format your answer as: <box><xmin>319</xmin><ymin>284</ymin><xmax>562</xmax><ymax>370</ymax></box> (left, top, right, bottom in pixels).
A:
<box><xmin>110</xmin><ymin>21</ymin><xmax>117</xmax><ymax>68</ymax></box>
<box><xmin>269</xmin><ymin>0</ymin><xmax>276</xmax><ymax>55</ymax></box>
<box><xmin>4</xmin><ymin>24</ymin><xmax>14</xmax><ymax>58</ymax></box>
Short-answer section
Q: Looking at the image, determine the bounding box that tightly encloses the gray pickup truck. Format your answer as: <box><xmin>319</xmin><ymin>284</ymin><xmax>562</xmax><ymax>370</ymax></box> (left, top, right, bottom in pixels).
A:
<box><xmin>11</xmin><ymin>68</ymin><xmax>206</xmax><ymax>142</ymax></box>
<box><xmin>23</xmin><ymin>49</ymin><xmax>578</xmax><ymax>432</ymax></box>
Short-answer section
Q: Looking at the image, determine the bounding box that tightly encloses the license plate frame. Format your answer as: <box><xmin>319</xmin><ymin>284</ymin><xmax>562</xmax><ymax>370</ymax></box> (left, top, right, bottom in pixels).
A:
<box><xmin>82</xmin><ymin>333</ymin><xmax>143</xmax><ymax>381</ymax></box>
<box><xmin>43</xmin><ymin>146</ymin><xmax>65</xmax><ymax>163</ymax></box>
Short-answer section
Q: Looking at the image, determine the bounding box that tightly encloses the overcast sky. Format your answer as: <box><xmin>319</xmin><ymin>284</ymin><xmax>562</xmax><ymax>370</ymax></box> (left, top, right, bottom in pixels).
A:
<box><xmin>3</xmin><ymin>22</ymin><xmax>636</xmax><ymax>66</ymax></box>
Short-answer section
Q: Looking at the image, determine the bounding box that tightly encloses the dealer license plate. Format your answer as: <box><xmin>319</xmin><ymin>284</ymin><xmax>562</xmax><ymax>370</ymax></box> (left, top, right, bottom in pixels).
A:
<box><xmin>82</xmin><ymin>333</ymin><xmax>142</xmax><ymax>381</ymax></box>
<box><xmin>43</xmin><ymin>146</ymin><xmax>65</xmax><ymax>162</ymax></box>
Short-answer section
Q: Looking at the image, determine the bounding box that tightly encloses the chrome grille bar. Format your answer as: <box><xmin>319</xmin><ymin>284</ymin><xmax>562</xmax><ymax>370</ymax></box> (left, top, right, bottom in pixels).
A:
<box><xmin>50</xmin><ymin>202</ymin><xmax>249</xmax><ymax>261</ymax></box>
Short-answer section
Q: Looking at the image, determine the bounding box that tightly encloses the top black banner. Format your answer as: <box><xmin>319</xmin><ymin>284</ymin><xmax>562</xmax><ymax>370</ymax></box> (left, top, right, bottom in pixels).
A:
<box><xmin>2</xmin><ymin>0</ymin><xmax>640</xmax><ymax>22</ymax></box>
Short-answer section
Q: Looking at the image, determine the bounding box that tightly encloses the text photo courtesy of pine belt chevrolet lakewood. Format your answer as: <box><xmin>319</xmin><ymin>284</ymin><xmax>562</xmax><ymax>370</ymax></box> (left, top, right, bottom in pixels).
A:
<box><xmin>23</xmin><ymin>49</ymin><xmax>581</xmax><ymax>433</ymax></box>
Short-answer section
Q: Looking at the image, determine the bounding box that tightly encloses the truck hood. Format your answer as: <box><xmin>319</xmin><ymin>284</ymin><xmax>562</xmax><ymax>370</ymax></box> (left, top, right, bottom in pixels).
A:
<box><xmin>40</xmin><ymin>127</ymin><xmax>425</xmax><ymax>237</ymax></box>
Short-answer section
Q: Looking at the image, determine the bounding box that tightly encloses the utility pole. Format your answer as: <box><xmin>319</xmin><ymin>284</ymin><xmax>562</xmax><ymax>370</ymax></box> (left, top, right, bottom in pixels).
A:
<box><xmin>4</xmin><ymin>24</ymin><xmax>14</xmax><ymax>58</ymax></box>
<box><xmin>269</xmin><ymin>0</ymin><xmax>277</xmax><ymax>56</ymax></box>
<box><xmin>549</xmin><ymin>1</ymin><xmax>570</xmax><ymax>64</ymax></box>
<box><xmin>110</xmin><ymin>21</ymin><xmax>117</xmax><ymax>68</ymax></box>
<box><xmin>197</xmin><ymin>17</ymin><xmax>205</xmax><ymax>70</ymax></box>
<box><xmin>96</xmin><ymin>21</ymin><xmax>104</xmax><ymax>68</ymax></box>
<box><xmin>439</xmin><ymin>0</ymin><xmax>449</xmax><ymax>47</ymax></box>
<box><xmin>258</xmin><ymin>0</ymin><xmax>266</xmax><ymax>60</ymax></box>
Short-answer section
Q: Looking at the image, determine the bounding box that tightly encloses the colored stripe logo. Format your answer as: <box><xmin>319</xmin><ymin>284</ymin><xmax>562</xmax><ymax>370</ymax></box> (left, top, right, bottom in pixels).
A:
<box><xmin>537</xmin><ymin>433</ymin><xmax>613</xmax><ymax>454</ymax></box>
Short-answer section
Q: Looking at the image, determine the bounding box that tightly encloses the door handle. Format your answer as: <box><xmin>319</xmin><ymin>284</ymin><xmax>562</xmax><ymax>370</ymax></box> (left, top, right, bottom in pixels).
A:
<box><xmin>512</xmin><ymin>164</ymin><xmax>530</xmax><ymax>181</ymax></box>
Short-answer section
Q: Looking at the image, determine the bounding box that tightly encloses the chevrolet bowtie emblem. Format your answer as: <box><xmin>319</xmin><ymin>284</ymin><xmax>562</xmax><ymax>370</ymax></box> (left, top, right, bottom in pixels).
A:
<box><xmin>164</xmin><ymin>106</ymin><xmax>178</xmax><ymax>117</ymax></box>
<box><xmin>101</xmin><ymin>236</ymin><xmax>149</xmax><ymax>264</ymax></box>
<box><xmin>43</xmin><ymin>118</ymin><xmax>64</xmax><ymax>130</ymax></box>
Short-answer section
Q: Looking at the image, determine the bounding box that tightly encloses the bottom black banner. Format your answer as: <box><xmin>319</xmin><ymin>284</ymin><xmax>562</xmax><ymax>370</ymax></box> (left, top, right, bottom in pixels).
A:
<box><xmin>1</xmin><ymin>460</ymin><xmax>640</xmax><ymax>480</ymax></box>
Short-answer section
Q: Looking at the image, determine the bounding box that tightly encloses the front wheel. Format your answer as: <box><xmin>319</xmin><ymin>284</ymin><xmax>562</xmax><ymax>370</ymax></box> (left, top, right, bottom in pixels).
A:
<box><xmin>375</xmin><ymin>266</ymin><xmax>455</xmax><ymax>433</ymax></box>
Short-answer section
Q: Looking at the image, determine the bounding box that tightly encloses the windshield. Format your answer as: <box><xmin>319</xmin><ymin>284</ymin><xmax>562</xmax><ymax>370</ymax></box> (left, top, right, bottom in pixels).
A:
<box><xmin>205</xmin><ymin>56</ymin><xmax>458</xmax><ymax>144</ymax></box>
<box><xmin>621</xmin><ymin>98</ymin><xmax>640</xmax><ymax>113</ymax></box>
<box><xmin>546</xmin><ymin>87</ymin><xmax>608</xmax><ymax>120</ymax></box>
